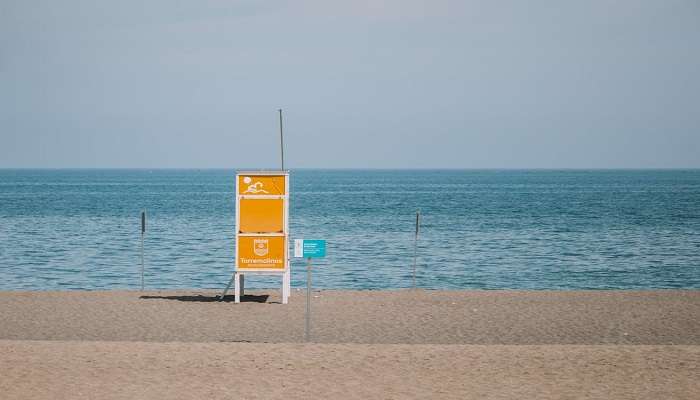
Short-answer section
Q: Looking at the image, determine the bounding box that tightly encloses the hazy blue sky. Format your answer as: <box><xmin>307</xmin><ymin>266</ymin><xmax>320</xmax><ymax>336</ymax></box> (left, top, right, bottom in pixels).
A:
<box><xmin>2</xmin><ymin>1</ymin><xmax>699</xmax><ymax>168</ymax></box>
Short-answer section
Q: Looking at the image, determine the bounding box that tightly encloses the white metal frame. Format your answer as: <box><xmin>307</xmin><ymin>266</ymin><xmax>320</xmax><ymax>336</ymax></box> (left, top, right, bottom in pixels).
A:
<box><xmin>227</xmin><ymin>171</ymin><xmax>290</xmax><ymax>304</ymax></box>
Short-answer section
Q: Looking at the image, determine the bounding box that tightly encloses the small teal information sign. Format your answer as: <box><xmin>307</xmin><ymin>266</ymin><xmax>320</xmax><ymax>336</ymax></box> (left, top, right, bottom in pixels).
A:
<box><xmin>295</xmin><ymin>239</ymin><xmax>326</xmax><ymax>258</ymax></box>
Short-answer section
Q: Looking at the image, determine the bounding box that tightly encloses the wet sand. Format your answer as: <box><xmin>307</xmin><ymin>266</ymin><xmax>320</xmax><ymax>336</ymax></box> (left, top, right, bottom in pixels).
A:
<box><xmin>1</xmin><ymin>289</ymin><xmax>698</xmax><ymax>399</ymax></box>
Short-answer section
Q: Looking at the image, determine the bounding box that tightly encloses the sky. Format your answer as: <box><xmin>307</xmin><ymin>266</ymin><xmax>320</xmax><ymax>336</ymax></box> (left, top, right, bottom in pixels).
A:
<box><xmin>1</xmin><ymin>0</ymin><xmax>699</xmax><ymax>168</ymax></box>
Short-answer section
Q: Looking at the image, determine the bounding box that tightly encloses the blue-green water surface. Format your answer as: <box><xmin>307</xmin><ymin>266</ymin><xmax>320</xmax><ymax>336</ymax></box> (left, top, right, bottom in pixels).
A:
<box><xmin>1</xmin><ymin>169</ymin><xmax>699</xmax><ymax>290</ymax></box>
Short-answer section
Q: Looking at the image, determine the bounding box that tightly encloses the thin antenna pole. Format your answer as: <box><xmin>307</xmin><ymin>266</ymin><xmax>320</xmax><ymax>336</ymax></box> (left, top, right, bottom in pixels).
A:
<box><xmin>412</xmin><ymin>209</ymin><xmax>420</xmax><ymax>289</ymax></box>
<box><xmin>279</xmin><ymin>109</ymin><xmax>285</xmax><ymax>170</ymax></box>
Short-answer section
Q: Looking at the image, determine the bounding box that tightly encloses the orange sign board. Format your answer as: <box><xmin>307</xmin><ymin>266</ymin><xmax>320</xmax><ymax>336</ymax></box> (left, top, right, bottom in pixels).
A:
<box><xmin>236</xmin><ymin>172</ymin><xmax>288</xmax><ymax>271</ymax></box>
<box><xmin>237</xmin><ymin>235</ymin><xmax>286</xmax><ymax>269</ymax></box>
<box><xmin>239</xmin><ymin>198</ymin><xmax>284</xmax><ymax>233</ymax></box>
<box><xmin>238</xmin><ymin>175</ymin><xmax>286</xmax><ymax>196</ymax></box>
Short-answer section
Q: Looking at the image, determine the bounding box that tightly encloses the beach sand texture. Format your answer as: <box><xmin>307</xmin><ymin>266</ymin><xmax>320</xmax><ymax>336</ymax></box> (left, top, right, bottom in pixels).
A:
<box><xmin>1</xmin><ymin>290</ymin><xmax>698</xmax><ymax>399</ymax></box>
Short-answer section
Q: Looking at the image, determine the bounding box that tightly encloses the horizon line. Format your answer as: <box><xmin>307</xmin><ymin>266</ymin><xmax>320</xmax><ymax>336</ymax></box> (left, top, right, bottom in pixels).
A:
<box><xmin>1</xmin><ymin>167</ymin><xmax>700</xmax><ymax>171</ymax></box>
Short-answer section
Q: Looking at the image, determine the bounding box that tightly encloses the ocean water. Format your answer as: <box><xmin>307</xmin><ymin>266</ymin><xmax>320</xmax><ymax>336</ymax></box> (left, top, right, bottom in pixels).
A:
<box><xmin>0</xmin><ymin>169</ymin><xmax>699</xmax><ymax>291</ymax></box>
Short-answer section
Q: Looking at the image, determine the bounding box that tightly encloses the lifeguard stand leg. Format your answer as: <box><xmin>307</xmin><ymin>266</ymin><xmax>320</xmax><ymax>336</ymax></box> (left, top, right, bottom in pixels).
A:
<box><xmin>234</xmin><ymin>273</ymin><xmax>241</xmax><ymax>303</ymax></box>
<box><xmin>220</xmin><ymin>272</ymin><xmax>236</xmax><ymax>301</ymax></box>
<box><xmin>240</xmin><ymin>274</ymin><xmax>245</xmax><ymax>298</ymax></box>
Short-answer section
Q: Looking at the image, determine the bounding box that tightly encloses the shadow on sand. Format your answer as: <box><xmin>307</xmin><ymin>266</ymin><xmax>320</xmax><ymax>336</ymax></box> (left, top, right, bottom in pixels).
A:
<box><xmin>139</xmin><ymin>294</ymin><xmax>270</xmax><ymax>303</ymax></box>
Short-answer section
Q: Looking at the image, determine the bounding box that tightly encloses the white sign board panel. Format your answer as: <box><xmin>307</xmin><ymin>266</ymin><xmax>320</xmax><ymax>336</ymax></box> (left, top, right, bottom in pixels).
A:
<box><xmin>294</xmin><ymin>239</ymin><xmax>303</xmax><ymax>258</ymax></box>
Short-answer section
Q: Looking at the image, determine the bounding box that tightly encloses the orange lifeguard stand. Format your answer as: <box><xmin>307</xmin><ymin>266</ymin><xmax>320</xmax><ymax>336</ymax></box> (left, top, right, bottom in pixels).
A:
<box><xmin>220</xmin><ymin>170</ymin><xmax>290</xmax><ymax>303</ymax></box>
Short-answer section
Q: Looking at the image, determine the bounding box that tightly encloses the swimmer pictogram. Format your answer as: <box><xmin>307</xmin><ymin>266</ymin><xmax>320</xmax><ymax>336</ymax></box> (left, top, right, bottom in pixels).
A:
<box><xmin>242</xmin><ymin>176</ymin><xmax>269</xmax><ymax>194</ymax></box>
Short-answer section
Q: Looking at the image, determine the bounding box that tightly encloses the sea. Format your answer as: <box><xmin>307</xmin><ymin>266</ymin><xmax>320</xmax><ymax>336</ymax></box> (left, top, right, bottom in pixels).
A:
<box><xmin>1</xmin><ymin>169</ymin><xmax>699</xmax><ymax>291</ymax></box>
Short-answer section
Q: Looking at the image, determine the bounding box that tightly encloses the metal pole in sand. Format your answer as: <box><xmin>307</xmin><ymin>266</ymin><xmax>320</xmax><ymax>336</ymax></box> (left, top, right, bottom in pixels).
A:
<box><xmin>279</xmin><ymin>109</ymin><xmax>285</xmax><ymax>170</ymax></box>
<box><xmin>141</xmin><ymin>210</ymin><xmax>146</xmax><ymax>291</ymax></box>
<box><xmin>412</xmin><ymin>209</ymin><xmax>420</xmax><ymax>289</ymax></box>
<box><xmin>305</xmin><ymin>257</ymin><xmax>312</xmax><ymax>342</ymax></box>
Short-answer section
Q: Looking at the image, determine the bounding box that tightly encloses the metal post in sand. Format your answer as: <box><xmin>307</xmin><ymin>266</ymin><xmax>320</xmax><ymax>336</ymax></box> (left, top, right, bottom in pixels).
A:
<box><xmin>305</xmin><ymin>257</ymin><xmax>312</xmax><ymax>342</ymax></box>
<box><xmin>412</xmin><ymin>209</ymin><xmax>420</xmax><ymax>289</ymax></box>
<box><xmin>141</xmin><ymin>209</ymin><xmax>145</xmax><ymax>291</ymax></box>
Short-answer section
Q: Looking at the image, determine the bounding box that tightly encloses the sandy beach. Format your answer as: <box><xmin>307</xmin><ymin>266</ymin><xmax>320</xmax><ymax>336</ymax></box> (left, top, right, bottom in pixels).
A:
<box><xmin>1</xmin><ymin>289</ymin><xmax>699</xmax><ymax>399</ymax></box>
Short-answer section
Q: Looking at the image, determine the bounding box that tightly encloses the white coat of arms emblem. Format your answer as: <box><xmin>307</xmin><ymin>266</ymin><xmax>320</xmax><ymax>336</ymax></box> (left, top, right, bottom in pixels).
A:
<box><xmin>253</xmin><ymin>239</ymin><xmax>269</xmax><ymax>256</ymax></box>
